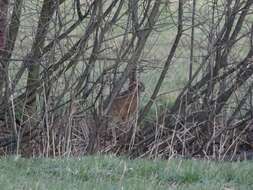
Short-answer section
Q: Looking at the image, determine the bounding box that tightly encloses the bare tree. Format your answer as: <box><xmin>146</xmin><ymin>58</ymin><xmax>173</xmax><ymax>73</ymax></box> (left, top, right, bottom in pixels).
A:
<box><xmin>0</xmin><ymin>0</ymin><xmax>9</xmax><ymax>95</ymax></box>
<box><xmin>0</xmin><ymin>0</ymin><xmax>253</xmax><ymax>159</ymax></box>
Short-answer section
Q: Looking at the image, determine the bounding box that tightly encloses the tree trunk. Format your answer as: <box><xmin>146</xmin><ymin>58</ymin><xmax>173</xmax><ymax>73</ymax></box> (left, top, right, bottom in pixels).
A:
<box><xmin>24</xmin><ymin>0</ymin><xmax>55</xmax><ymax>125</ymax></box>
<box><xmin>0</xmin><ymin>0</ymin><xmax>9</xmax><ymax>97</ymax></box>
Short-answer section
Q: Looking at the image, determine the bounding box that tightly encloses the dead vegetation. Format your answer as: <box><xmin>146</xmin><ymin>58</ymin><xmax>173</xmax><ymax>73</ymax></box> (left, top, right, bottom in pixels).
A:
<box><xmin>1</xmin><ymin>0</ymin><xmax>253</xmax><ymax>160</ymax></box>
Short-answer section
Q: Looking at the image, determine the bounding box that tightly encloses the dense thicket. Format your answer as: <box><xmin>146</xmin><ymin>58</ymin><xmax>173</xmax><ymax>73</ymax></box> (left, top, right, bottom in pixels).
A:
<box><xmin>0</xmin><ymin>0</ymin><xmax>253</xmax><ymax>160</ymax></box>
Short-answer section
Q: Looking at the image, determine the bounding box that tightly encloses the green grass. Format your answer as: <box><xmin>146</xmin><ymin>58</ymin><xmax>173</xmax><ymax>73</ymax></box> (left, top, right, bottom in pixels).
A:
<box><xmin>0</xmin><ymin>155</ymin><xmax>253</xmax><ymax>190</ymax></box>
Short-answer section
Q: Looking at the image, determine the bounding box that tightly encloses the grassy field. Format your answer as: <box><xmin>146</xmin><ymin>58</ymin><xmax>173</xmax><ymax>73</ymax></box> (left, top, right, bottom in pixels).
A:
<box><xmin>0</xmin><ymin>155</ymin><xmax>252</xmax><ymax>190</ymax></box>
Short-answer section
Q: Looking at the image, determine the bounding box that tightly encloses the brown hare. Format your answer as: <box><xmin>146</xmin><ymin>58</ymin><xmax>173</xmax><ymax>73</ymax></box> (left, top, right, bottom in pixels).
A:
<box><xmin>108</xmin><ymin>81</ymin><xmax>145</xmax><ymax>123</ymax></box>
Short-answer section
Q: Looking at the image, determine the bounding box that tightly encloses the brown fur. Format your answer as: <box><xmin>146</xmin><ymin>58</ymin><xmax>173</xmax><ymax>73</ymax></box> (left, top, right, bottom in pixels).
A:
<box><xmin>108</xmin><ymin>81</ymin><xmax>144</xmax><ymax>122</ymax></box>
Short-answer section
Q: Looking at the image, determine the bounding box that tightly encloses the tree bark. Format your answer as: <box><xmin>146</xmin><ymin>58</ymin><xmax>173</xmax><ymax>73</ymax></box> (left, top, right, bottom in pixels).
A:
<box><xmin>0</xmin><ymin>0</ymin><xmax>9</xmax><ymax>97</ymax></box>
<box><xmin>24</xmin><ymin>0</ymin><xmax>56</xmax><ymax>125</ymax></box>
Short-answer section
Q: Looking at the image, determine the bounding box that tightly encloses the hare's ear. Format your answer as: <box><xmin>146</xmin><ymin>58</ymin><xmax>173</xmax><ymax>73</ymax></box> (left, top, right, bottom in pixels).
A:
<box><xmin>139</xmin><ymin>82</ymin><xmax>145</xmax><ymax>92</ymax></box>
